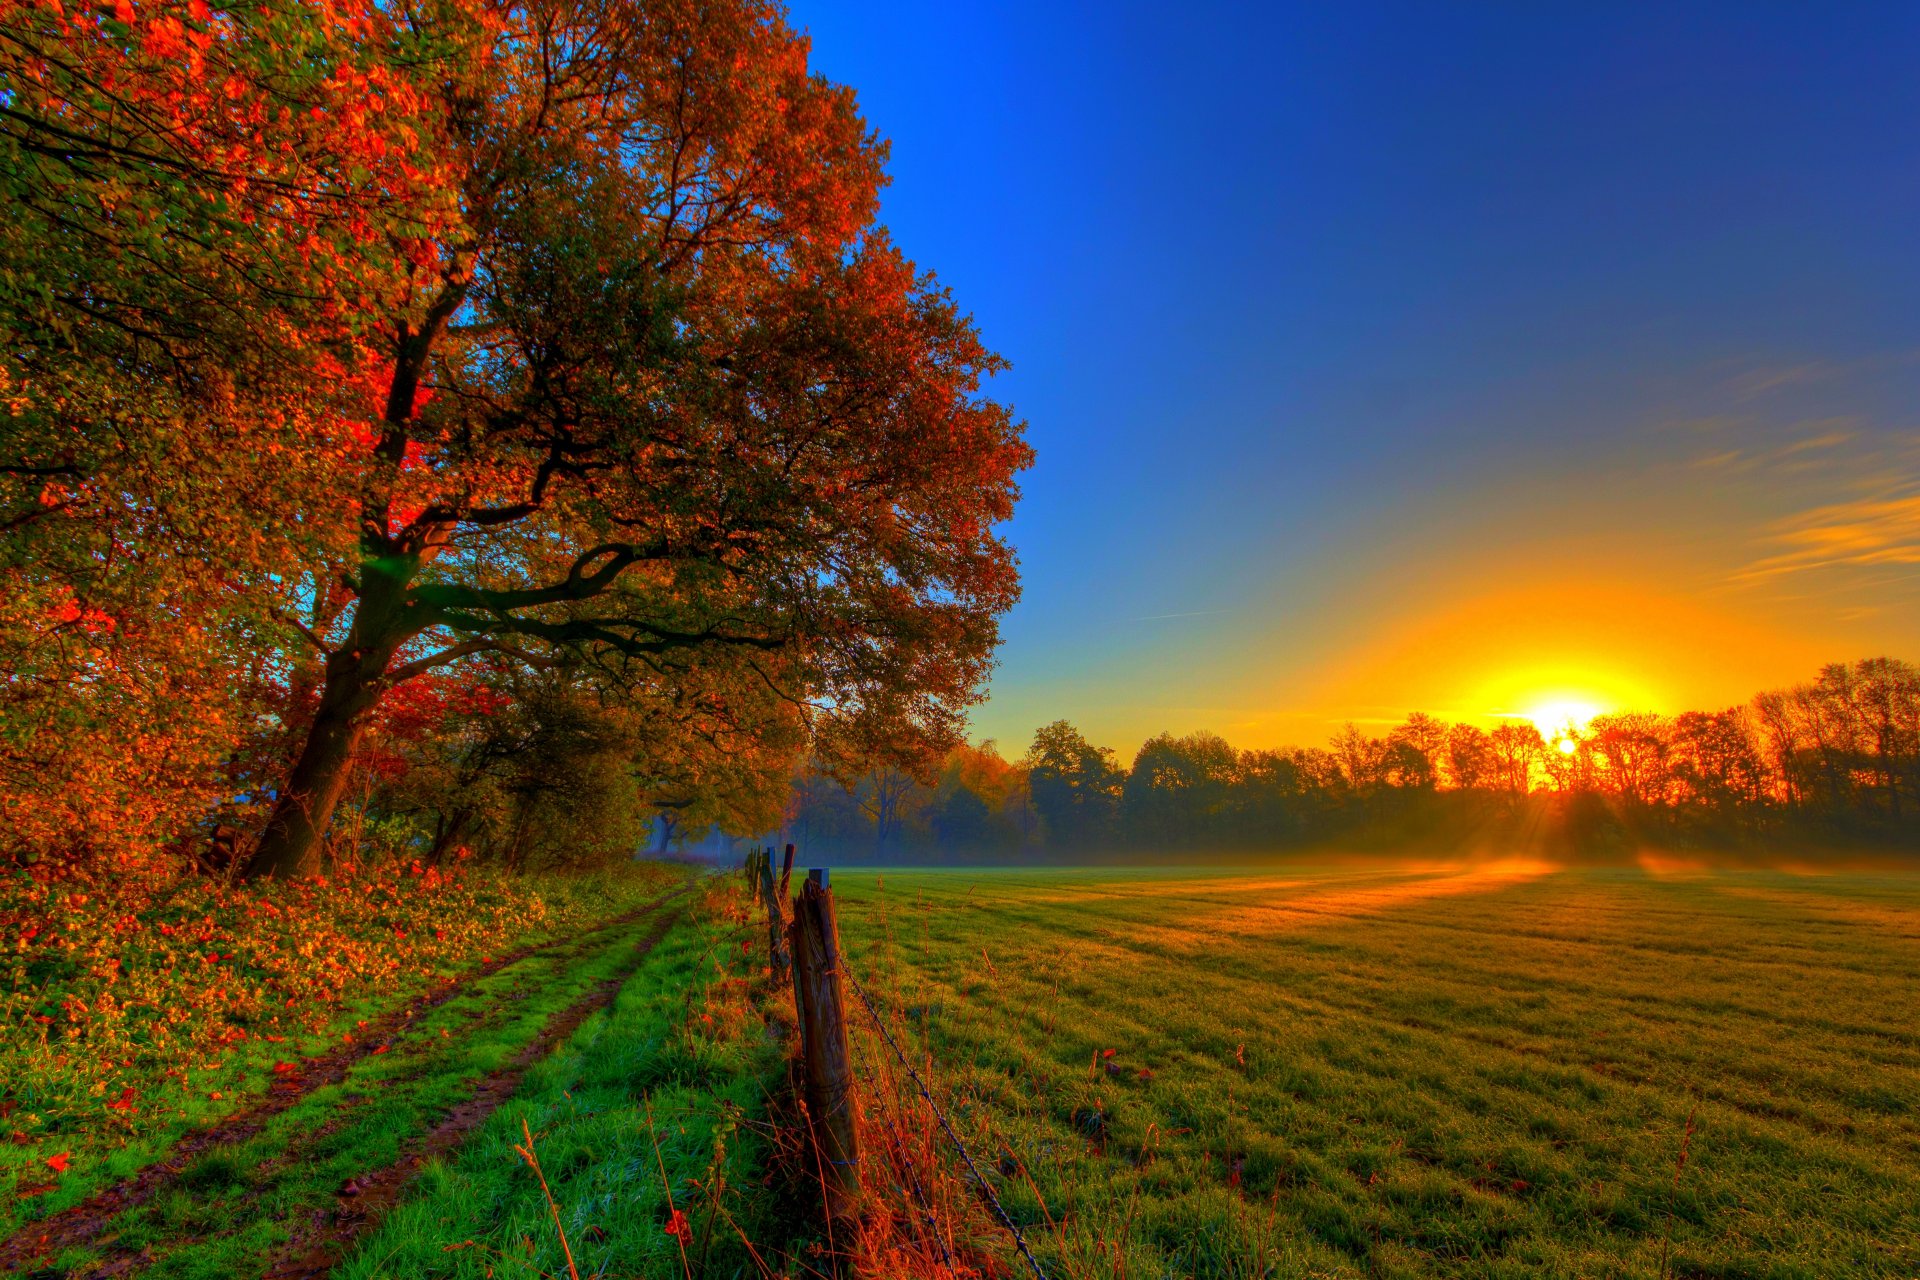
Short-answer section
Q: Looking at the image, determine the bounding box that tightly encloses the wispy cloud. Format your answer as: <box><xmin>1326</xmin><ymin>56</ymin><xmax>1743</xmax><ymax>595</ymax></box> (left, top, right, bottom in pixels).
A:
<box><xmin>1687</xmin><ymin>420</ymin><xmax>1859</xmax><ymax>476</ymax></box>
<box><xmin>1712</xmin><ymin>348</ymin><xmax>1920</xmax><ymax>404</ymax></box>
<box><xmin>1737</xmin><ymin>488</ymin><xmax>1920</xmax><ymax>581</ymax></box>
<box><xmin>1720</xmin><ymin>361</ymin><xmax>1840</xmax><ymax>402</ymax></box>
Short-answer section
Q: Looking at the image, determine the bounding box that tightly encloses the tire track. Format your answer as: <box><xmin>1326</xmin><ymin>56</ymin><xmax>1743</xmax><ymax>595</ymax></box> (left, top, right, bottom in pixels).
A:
<box><xmin>259</xmin><ymin>904</ymin><xmax>687</xmax><ymax>1280</ymax></box>
<box><xmin>0</xmin><ymin>880</ymin><xmax>695</xmax><ymax>1274</ymax></box>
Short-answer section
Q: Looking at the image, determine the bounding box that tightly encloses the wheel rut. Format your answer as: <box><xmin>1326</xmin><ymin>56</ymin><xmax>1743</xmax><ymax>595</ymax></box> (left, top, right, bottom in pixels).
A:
<box><xmin>0</xmin><ymin>882</ymin><xmax>694</xmax><ymax>1276</ymax></box>
<box><xmin>258</xmin><ymin>904</ymin><xmax>687</xmax><ymax>1280</ymax></box>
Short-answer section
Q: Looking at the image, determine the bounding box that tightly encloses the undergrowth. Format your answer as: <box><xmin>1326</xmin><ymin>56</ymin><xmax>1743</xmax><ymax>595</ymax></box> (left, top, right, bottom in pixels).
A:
<box><xmin>1</xmin><ymin>857</ymin><xmax>685</xmax><ymax>1223</ymax></box>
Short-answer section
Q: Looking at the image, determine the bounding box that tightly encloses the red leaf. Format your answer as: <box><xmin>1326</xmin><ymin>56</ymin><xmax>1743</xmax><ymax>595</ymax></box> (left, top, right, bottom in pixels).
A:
<box><xmin>46</xmin><ymin>1152</ymin><xmax>71</xmax><ymax>1174</ymax></box>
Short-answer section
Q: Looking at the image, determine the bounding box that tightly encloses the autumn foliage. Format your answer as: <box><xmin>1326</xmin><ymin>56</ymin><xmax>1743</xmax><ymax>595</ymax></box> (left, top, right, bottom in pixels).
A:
<box><xmin>0</xmin><ymin>0</ymin><xmax>1028</xmax><ymax>881</ymax></box>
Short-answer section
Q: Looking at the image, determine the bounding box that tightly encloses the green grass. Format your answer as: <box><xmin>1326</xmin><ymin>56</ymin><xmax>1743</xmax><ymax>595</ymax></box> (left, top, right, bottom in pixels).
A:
<box><xmin>3</xmin><ymin>860</ymin><xmax>690</xmax><ymax>1235</ymax></box>
<box><xmin>331</xmin><ymin>881</ymin><xmax>803</xmax><ymax>1280</ymax></box>
<box><xmin>833</xmin><ymin>864</ymin><xmax>1920</xmax><ymax>1279</ymax></box>
<box><xmin>29</xmin><ymin>888</ymin><xmax>694</xmax><ymax>1279</ymax></box>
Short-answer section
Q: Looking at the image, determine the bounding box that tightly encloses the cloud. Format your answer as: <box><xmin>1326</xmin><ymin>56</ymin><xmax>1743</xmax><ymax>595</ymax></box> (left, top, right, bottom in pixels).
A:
<box><xmin>1713</xmin><ymin>348</ymin><xmax>1920</xmax><ymax>404</ymax></box>
<box><xmin>1687</xmin><ymin>421</ymin><xmax>1859</xmax><ymax>476</ymax></box>
<box><xmin>1720</xmin><ymin>361</ymin><xmax>1840</xmax><ymax>401</ymax></box>
<box><xmin>1738</xmin><ymin>487</ymin><xmax>1920</xmax><ymax>581</ymax></box>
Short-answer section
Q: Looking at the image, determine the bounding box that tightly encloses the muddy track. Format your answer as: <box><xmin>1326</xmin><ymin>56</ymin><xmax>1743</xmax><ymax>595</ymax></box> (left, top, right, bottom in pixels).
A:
<box><xmin>258</xmin><ymin>903</ymin><xmax>687</xmax><ymax>1280</ymax></box>
<box><xmin>0</xmin><ymin>880</ymin><xmax>697</xmax><ymax>1274</ymax></box>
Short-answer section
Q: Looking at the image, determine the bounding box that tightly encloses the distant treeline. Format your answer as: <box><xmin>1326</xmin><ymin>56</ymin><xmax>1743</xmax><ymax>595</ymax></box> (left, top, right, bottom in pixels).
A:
<box><xmin>780</xmin><ymin>657</ymin><xmax>1920</xmax><ymax>861</ymax></box>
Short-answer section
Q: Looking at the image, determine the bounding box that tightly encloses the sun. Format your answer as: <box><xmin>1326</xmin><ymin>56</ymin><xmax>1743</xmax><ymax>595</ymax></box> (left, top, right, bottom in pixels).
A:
<box><xmin>1522</xmin><ymin>697</ymin><xmax>1603</xmax><ymax>740</ymax></box>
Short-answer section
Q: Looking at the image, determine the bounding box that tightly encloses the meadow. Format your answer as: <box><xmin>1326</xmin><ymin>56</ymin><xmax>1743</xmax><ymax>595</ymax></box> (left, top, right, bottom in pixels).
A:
<box><xmin>10</xmin><ymin>862</ymin><xmax>1917</xmax><ymax>1279</ymax></box>
<box><xmin>835</xmin><ymin>863</ymin><xmax>1920</xmax><ymax>1279</ymax></box>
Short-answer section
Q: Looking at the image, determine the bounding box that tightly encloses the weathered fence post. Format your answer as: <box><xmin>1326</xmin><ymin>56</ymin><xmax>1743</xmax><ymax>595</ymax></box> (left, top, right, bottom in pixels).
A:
<box><xmin>778</xmin><ymin>842</ymin><xmax>796</xmax><ymax>900</ymax></box>
<box><xmin>788</xmin><ymin>868</ymin><xmax>861</xmax><ymax>1245</ymax></box>
<box><xmin>759</xmin><ymin>846</ymin><xmax>790</xmax><ymax>981</ymax></box>
<box><xmin>744</xmin><ymin>844</ymin><xmax>767</xmax><ymax>893</ymax></box>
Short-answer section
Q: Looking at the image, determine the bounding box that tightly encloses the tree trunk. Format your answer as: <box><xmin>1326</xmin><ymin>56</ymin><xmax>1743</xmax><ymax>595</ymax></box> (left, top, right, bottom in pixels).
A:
<box><xmin>243</xmin><ymin>299</ymin><xmax>455</xmax><ymax>880</ymax></box>
<box><xmin>427</xmin><ymin>806</ymin><xmax>474</xmax><ymax>864</ymax></box>
<box><xmin>247</xmin><ymin>648</ymin><xmax>389</xmax><ymax>879</ymax></box>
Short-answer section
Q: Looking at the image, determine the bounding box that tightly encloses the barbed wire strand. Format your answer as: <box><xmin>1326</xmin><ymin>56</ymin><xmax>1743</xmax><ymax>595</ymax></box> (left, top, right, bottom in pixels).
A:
<box><xmin>851</xmin><ymin>1053</ymin><xmax>960</xmax><ymax>1276</ymax></box>
<box><xmin>842</xmin><ymin>962</ymin><xmax>1052</xmax><ymax>1280</ymax></box>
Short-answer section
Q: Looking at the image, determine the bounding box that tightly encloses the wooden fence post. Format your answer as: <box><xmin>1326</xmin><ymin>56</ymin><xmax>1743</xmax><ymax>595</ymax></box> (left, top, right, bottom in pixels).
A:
<box><xmin>759</xmin><ymin>848</ymin><xmax>790</xmax><ymax>981</ymax></box>
<box><xmin>778</xmin><ymin>842</ymin><xmax>796</xmax><ymax>900</ymax></box>
<box><xmin>744</xmin><ymin>844</ymin><xmax>767</xmax><ymax>893</ymax></box>
<box><xmin>788</xmin><ymin>869</ymin><xmax>860</xmax><ymax>1243</ymax></box>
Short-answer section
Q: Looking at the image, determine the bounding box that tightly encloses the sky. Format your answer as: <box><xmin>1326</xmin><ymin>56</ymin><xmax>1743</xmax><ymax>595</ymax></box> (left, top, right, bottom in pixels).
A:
<box><xmin>790</xmin><ymin>1</ymin><xmax>1920</xmax><ymax>757</ymax></box>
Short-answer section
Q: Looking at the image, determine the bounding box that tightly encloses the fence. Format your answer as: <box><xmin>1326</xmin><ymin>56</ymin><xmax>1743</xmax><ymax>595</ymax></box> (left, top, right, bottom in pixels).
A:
<box><xmin>743</xmin><ymin>847</ymin><xmax>1050</xmax><ymax>1280</ymax></box>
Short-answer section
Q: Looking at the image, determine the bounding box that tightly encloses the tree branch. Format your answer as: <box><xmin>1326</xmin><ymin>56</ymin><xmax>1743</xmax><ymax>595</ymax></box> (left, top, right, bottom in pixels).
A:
<box><xmin>385</xmin><ymin>638</ymin><xmax>554</xmax><ymax>684</ymax></box>
<box><xmin>273</xmin><ymin>609</ymin><xmax>336</xmax><ymax>656</ymax></box>
<box><xmin>410</xmin><ymin>540</ymin><xmax>666</xmax><ymax>615</ymax></box>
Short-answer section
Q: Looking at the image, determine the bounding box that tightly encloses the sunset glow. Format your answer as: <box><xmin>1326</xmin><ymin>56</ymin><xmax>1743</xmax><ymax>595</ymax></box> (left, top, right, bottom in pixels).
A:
<box><xmin>1521</xmin><ymin>697</ymin><xmax>1604</xmax><ymax>738</ymax></box>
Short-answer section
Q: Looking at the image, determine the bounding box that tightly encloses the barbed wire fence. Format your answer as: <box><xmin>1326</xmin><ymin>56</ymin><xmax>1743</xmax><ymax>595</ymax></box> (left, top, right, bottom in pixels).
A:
<box><xmin>848</xmin><ymin>1048</ymin><xmax>958</xmax><ymax>1275</ymax></box>
<box><xmin>842</xmin><ymin>961</ymin><xmax>1053</xmax><ymax>1280</ymax></box>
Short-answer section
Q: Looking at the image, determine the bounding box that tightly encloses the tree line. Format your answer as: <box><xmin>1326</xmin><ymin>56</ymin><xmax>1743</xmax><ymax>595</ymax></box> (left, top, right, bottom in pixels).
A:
<box><xmin>0</xmin><ymin>0</ymin><xmax>1026</xmax><ymax>883</ymax></box>
<box><xmin>782</xmin><ymin>657</ymin><xmax>1920</xmax><ymax>861</ymax></box>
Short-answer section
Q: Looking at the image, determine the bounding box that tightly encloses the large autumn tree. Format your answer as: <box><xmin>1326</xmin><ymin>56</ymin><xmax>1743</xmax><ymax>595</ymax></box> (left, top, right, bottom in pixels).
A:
<box><xmin>241</xmin><ymin>0</ymin><xmax>1028</xmax><ymax>877</ymax></box>
<box><xmin>2</xmin><ymin>0</ymin><xmax>1028</xmax><ymax>881</ymax></box>
<box><xmin>0</xmin><ymin>0</ymin><xmax>454</xmax><ymax>876</ymax></box>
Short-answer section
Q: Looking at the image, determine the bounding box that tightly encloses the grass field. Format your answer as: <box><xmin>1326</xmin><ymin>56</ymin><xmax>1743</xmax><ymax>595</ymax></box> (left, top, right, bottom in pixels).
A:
<box><xmin>834</xmin><ymin>863</ymin><xmax>1920</xmax><ymax>1280</ymax></box>
<box><xmin>12</xmin><ymin>864</ymin><xmax>1916</xmax><ymax>1279</ymax></box>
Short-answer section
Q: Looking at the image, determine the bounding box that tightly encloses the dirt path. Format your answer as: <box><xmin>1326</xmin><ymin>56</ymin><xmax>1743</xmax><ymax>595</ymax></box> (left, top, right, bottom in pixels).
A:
<box><xmin>0</xmin><ymin>881</ymin><xmax>695</xmax><ymax>1275</ymax></box>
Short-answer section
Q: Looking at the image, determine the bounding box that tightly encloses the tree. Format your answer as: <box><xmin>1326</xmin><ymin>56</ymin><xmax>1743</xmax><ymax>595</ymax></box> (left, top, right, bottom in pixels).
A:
<box><xmin>0</xmin><ymin>0</ymin><xmax>453</xmax><ymax>878</ymax></box>
<box><xmin>1233</xmin><ymin>749</ymin><xmax>1312</xmax><ymax>844</ymax></box>
<box><xmin>1121</xmin><ymin>731</ymin><xmax>1238</xmax><ymax>848</ymax></box>
<box><xmin>784</xmin><ymin>758</ymin><xmax>869</xmax><ymax>854</ymax></box>
<box><xmin>1846</xmin><ymin>657</ymin><xmax>1918</xmax><ymax>819</ymax></box>
<box><xmin>1587</xmin><ymin>713</ymin><xmax>1671</xmax><ymax>809</ymax></box>
<box><xmin>1750</xmin><ymin>690</ymin><xmax>1807</xmax><ymax>808</ymax></box>
<box><xmin>1024</xmin><ymin>720</ymin><xmax>1122</xmax><ymax>850</ymax></box>
<box><xmin>1669</xmin><ymin>709</ymin><xmax>1765</xmax><ymax>822</ymax></box>
<box><xmin>927</xmin><ymin>784</ymin><xmax>994</xmax><ymax>855</ymax></box>
<box><xmin>1488</xmin><ymin>721</ymin><xmax>1544</xmax><ymax>796</ymax></box>
<box><xmin>856</xmin><ymin>767</ymin><xmax>923</xmax><ymax>854</ymax></box>
<box><xmin>1385</xmin><ymin>713</ymin><xmax>1448</xmax><ymax>789</ymax></box>
<box><xmin>241</xmin><ymin>0</ymin><xmax>1029</xmax><ymax>877</ymax></box>
<box><xmin>1445</xmin><ymin>722</ymin><xmax>1496</xmax><ymax>791</ymax></box>
<box><xmin>1330</xmin><ymin>723</ymin><xmax>1386</xmax><ymax>796</ymax></box>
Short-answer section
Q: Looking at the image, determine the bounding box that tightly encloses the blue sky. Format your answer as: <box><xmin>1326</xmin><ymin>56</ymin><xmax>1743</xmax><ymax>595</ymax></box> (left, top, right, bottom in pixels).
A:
<box><xmin>792</xmin><ymin>1</ymin><xmax>1920</xmax><ymax>755</ymax></box>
